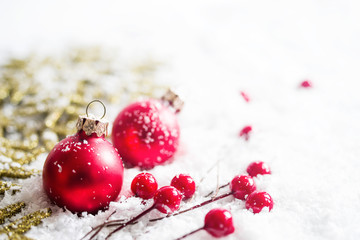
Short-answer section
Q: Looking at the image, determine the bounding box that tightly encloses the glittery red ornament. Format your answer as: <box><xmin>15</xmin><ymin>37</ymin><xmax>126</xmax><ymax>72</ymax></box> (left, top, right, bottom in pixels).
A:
<box><xmin>43</xmin><ymin>101</ymin><xmax>124</xmax><ymax>214</ymax></box>
<box><xmin>112</xmin><ymin>90</ymin><xmax>183</xmax><ymax>169</ymax></box>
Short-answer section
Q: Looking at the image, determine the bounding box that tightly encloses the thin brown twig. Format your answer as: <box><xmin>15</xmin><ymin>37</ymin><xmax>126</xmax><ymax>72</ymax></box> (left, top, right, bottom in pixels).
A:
<box><xmin>81</xmin><ymin>211</ymin><xmax>125</xmax><ymax>240</ymax></box>
<box><xmin>105</xmin><ymin>206</ymin><xmax>155</xmax><ymax>239</ymax></box>
<box><xmin>204</xmin><ymin>183</ymin><xmax>230</xmax><ymax>198</ymax></box>
<box><xmin>198</xmin><ymin>160</ymin><xmax>220</xmax><ymax>186</ymax></box>
<box><xmin>149</xmin><ymin>192</ymin><xmax>233</xmax><ymax>222</ymax></box>
<box><xmin>212</xmin><ymin>161</ymin><xmax>221</xmax><ymax>199</ymax></box>
<box><xmin>174</xmin><ymin>227</ymin><xmax>204</xmax><ymax>240</ymax></box>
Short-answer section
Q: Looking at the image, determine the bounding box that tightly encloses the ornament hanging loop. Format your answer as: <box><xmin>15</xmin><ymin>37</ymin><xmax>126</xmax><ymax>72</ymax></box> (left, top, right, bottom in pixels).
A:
<box><xmin>78</xmin><ymin>100</ymin><xmax>109</xmax><ymax>137</ymax></box>
<box><xmin>86</xmin><ymin>99</ymin><xmax>106</xmax><ymax>119</ymax></box>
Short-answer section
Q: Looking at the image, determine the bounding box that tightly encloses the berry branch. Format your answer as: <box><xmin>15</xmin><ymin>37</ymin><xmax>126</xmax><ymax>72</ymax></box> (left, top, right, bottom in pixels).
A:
<box><xmin>175</xmin><ymin>227</ymin><xmax>203</xmax><ymax>240</ymax></box>
<box><xmin>105</xmin><ymin>206</ymin><xmax>154</xmax><ymax>240</ymax></box>
<box><xmin>150</xmin><ymin>192</ymin><xmax>233</xmax><ymax>222</ymax></box>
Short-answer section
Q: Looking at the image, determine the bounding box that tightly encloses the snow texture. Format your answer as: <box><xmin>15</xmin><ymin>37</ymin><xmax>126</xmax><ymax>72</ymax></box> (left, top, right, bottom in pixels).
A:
<box><xmin>1</xmin><ymin>1</ymin><xmax>360</xmax><ymax>240</ymax></box>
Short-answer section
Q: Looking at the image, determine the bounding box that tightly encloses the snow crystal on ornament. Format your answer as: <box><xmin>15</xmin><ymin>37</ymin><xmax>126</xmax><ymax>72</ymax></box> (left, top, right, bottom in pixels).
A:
<box><xmin>61</xmin><ymin>145</ymin><xmax>71</xmax><ymax>152</ymax></box>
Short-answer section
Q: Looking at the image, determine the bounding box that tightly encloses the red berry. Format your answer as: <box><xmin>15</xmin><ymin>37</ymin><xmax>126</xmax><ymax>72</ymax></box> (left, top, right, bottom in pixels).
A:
<box><xmin>131</xmin><ymin>173</ymin><xmax>158</xmax><ymax>199</ymax></box>
<box><xmin>300</xmin><ymin>80</ymin><xmax>312</xmax><ymax>88</ymax></box>
<box><xmin>230</xmin><ymin>175</ymin><xmax>256</xmax><ymax>200</ymax></box>
<box><xmin>246</xmin><ymin>161</ymin><xmax>271</xmax><ymax>177</ymax></box>
<box><xmin>239</xmin><ymin>125</ymin><xmax>252</xmax><ymax>140</ymax></box>
<box><xmin>170</xmin><ymin>174</ymin><xmax>196</xmax><ymax>199</ymax></box>
<box><xmin>204</xmin><ymin>208</ymin><xmax>235</xmax><ymax>238</ymax></box>
<box><xmin>246</xmin><ymin>192</ymin><xmax>273</xmax><ymax>214</ymax></box>
<box><xmin>154</xmin><ymin>186</ymin><xmax>182</xmax><ymax>214</ymax></box>
<box><xmin>240</xmin><ymin>91</ymin><xmax>250</xmax><ymax>102</ymax></box>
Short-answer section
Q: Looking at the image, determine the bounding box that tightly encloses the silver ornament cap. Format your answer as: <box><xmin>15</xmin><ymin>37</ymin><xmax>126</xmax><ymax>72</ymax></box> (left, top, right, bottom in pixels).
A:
<box><xmin>76</xmin><ymin>100</ymin><xmax>109</xmax><ymax>137</ymax></box>
<box><xmin>161</xmin><ymin>88</ymin><xmax>184</xmax><ymax>113</ymax></box>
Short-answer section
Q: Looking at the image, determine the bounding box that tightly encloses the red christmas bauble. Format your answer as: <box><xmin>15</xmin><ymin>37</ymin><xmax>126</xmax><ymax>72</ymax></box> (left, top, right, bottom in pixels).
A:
<box><xmin>112</xmin><ymin>99</ymin><xmax>180</xmax><ymax>169</ymax></box>
<box><xmin>43</xmin><ymin>114</ymin><xmax>124</xmax><ymax>214</ymax></box>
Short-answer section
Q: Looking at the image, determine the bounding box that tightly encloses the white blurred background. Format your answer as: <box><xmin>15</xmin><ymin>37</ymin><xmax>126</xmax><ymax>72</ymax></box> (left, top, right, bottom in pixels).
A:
<box><xmin>1</xmin><ymin>1</ymin><xmax>360</xmax><ymax>239</ymax></box>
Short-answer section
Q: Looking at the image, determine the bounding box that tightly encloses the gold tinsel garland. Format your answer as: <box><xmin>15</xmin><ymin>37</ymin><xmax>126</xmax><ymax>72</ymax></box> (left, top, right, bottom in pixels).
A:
<box><xmin>0</xmin><ymin>166</ymin><xmax>40</xmax><ymax>179</ymax></box>
<box><xmin>0</xmin><ymin>181</ymin><xmax>20</xmax><ymax>195</ymax></box>
<box><xmin>0</xmin><ymin>47</ymin><xmax>164</xmax><ymax>153</ymax></box>
<box><xmin>0</xmin><ymin>182</ymin><xmax>12</xmax><ymax>195</ymax></box>
<box><xmin>0</xmin><ymin>47</ymin><xmax>165</xmax><ymax>239</ymax></box>
<box><xmin>0</xmin><ymin>202</ymin><xmax>26</xmax><ymax>224</ymax></box>
<box><xmin>0</xmin><ymin>208</ymin><xmax>52</xmax><ymax>239</ymax></box>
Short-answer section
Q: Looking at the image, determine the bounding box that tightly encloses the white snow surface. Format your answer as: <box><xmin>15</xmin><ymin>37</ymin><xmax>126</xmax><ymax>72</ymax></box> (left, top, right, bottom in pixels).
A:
<box><xmin>1</xmin><ymin>1</ymin><xmax>360</xmax><ymax>240</ymax></box>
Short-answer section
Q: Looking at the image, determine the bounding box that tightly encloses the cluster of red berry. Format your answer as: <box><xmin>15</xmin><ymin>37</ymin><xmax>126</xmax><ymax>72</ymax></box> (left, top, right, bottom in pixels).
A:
<box><xmin>83</xmin><ymin>174</ymin><xmax>196</xmax><ymax>239</ymax></box>
<box><xmin>173</xmin><ymin>161</ymin><xmax>273</xmax><ymax>239</ymax></box>
<box><xmin>131</xmin><ymin>173</ymin><xmax>196</xmax><ymax>201</ymax></box>
<box><xmin>239</xmin><ymin>80</ymin><xmax>312</xmax><ymax>141</ymax></box>
<box><xmin>83</xmin><ymin>161</ymin><xmax>273</xmax><ymax>239</ymax></box>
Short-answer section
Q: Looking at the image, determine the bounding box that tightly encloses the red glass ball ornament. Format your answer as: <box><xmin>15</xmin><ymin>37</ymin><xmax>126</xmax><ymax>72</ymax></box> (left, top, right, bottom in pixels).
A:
<box><xmin>131</xmin><ymin>172</ymin><xmax>158</xmax><ymax>200</ymax></box>
<box><xmin>230</xmin><ymin>175</ymin><xmax>256</xmax><ymax>200</ymax></box>
<box><xmin>170</xmin><ymin>174</ymin><xmax>196</xmax><ymax>199</ymax></box>
<box><xmin>154</xmin><ymin>186</ymin><xmax>182</xmax><ymax>214</ymax></box>
<box><xmin>246</xmin><ymin>161</ymin><xmax>271</xmax><ymax>177</ymax></box>
<box><xmin>43</xmin><ymin>110</ymin><xmax>124</xmax><ymax>214</ymax></box>
<box><xmin>204</xmin><ymin>208</ymin><xmax>235</xmax><ymax>238</ymax></box>
<box><xmin>245</xmin><ymin>191</ymin><xmax>274</xmax><ymax>214</ymax></box>
<box><xmin>112</xmin><ymin>99</ymin><xmax>180</xmax><ymax>169</ymax></box>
